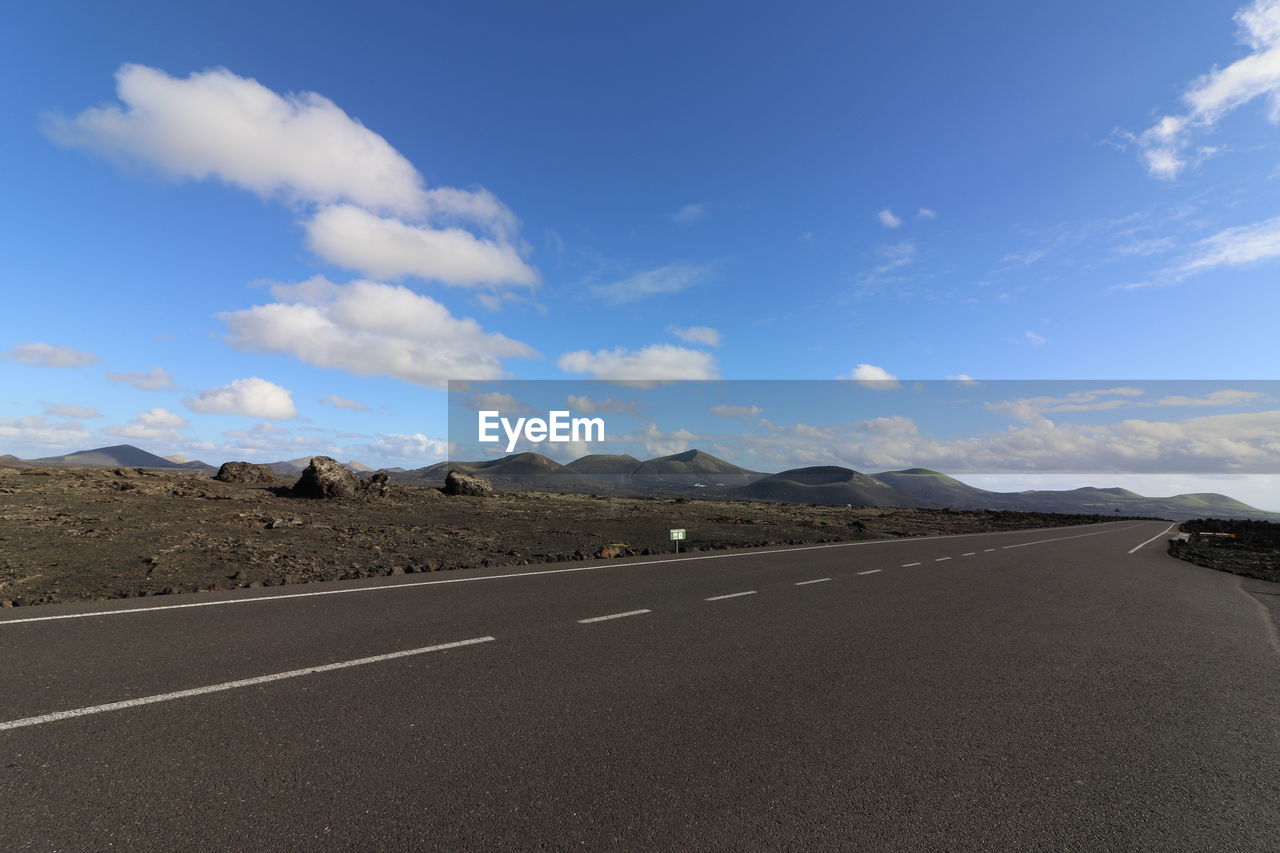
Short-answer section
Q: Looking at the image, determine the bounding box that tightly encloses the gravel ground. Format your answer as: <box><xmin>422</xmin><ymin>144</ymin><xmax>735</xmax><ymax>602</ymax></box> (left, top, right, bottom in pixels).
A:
<box><xmin>0</xmin><ymin>464</ymin><xmax>1145</xmax><ymax>606</ymax></box>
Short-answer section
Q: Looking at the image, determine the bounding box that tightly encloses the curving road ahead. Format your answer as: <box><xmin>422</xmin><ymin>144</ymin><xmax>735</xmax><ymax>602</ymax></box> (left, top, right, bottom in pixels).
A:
<box><xmin>2</xmin><ymin>519</ymin><xmax>1278</xmax><ymax>851</ymax></box>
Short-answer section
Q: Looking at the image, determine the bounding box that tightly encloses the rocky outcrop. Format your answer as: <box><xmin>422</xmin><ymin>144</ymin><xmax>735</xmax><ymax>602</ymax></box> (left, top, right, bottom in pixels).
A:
<box><xmin>293</xmin><ymin>456</ymin><xmax>361</xmax><ymax>499</ymax></box>
<box><xmin>214</xmin><ymin>461</ymin><xmax>278</xmax><ymax>484</ymax></box>
<box><xmin>443</xmin><ymin>469</ymin><xmax>494</xmax><ymax>497</ymax></box>
<box><xmin>363</xmin><ymin>471</ymin><xmax>391</xmax><ymax>497</ymax></box>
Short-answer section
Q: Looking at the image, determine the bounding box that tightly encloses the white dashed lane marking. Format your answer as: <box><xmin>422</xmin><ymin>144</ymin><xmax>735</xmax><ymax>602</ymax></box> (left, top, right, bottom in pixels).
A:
<box><xmin>705</xmin><ymin>591</ymin><xmax>757</xmax><ymax>601</ymax></box>
<box><xmin>577</xmin><ymin>609</ymin><xmax>651</xmax><ymax>624</ymax></box>
<box><xmin>858</xmin><ymin>569</ymin><xmax>883</xmax><ymax>575</ymax></box>
<box><xmin>794</xmin><ymin>578</ymin><xmax>831</xmax><ymax>586</ymax></box>
<box><xmin>0</xmin><ymin>636</ymin><xmax>497</xmax><ymax>732</ymax></box>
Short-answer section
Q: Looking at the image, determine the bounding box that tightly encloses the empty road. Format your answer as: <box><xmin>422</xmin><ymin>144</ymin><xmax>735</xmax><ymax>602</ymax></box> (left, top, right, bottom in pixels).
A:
<box><xmin>2</xmin><ymin>519</ymin><xmax>1278</xmax><ymax>851</ymax></box>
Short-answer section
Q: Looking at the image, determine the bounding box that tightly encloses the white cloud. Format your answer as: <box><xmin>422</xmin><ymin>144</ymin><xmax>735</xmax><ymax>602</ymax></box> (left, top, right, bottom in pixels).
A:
<box><xmin>368</xmin><ymin>433</ymin><xmax>449</xmax><ymax>460</ymax></box>
<box><xmin>857</xmin><ymin>241</ymin><xmax>917</xmax><ymax>291</ymax></box>
<box><xmin>557</xmin><ymin>344</ymin><xmax>719</xmax><ymax>380</ymax></box>
<box><xmin>221</xmin><ymin>277</ymin><xmax>536</xmax><ymax>387</ymax></box>
<box><xmin>726</xmin><ymin>408</ymin><xmax>1280</xmax><ymax>475</ymax></box>
<box><xmin>988</xmin><ymin>388</ymin><xmax>1267</xmax><ymax>423</ymax></box>
<box><xmin>7</xmin><ymin>343</ymin><xmax>99</xmax><ymax>368</ymax></box>
<box><xmin>318</xmin><ymin>394</ymin><xmax>370</xmax><ymax>411</ymax></box>
<box><xmin>848</xmin><ymin>364</ymin><xmax>901</xmax><ymax>389</ymax></box>
<box><xmin>466</xmin><ymin>391</ymin><xmax>531</xmax><ymax>413</ymax></box>
<box><xmin>638</xmin><ymin>422</ymin><xmax>699</xmax><ymax>457</ymax></box>
<box><xmin>566</xmin><ymin>394</ymin><xmax>642</xmax><ymax>415</ymax></box>
<box><xmin>1025</xmin><ymin>330</ymin><xmax>1047</xmax><ymax>346</ymax></box>
<box><xmin>185</xmin><ymin>377</ymin><xmax>298</xmax><ymax>419</ymax></box>
<box><xmin>1177</xmin><ymin>215</ymin><xmax>1280</xmax><ymax>275</ymax></box>
<box><xmin>710</xmin><ymin>404</ymin><xmax>763</xmax><ymax>419</ymax></box>
<box><xmin>948</xmin><ymin>374</ymin><xmax>982</xmax><ymax>387</ymax></box>
<box><xmin>1135</xmin><ymin>0</ymin><xmax>1280</xmax><ymax>178</ymax></box>
<box><xmin>104</xmin><ymin>407</ymin><xmax>190</xmax><ymax>442</ymax></box>
<box><xmin>667</xmin><ymin>325</ymin><xmax>723</xmax><ymax>347</ymax></box>
<box><xmin>917</xmin><ymin>208</ymin><xmax>937</xmax><ymax>220</ymax></box>
<box><xmin>43</xmin><ymin>404</ymin><xmax>103</xmax><ymax>419</ymax></box>
<box><xmin>48</xmin><ymin>64</ymin><xmax>537</xmax><ymax>290</ymax></box>
<box><xmin>590</xmin><ymin>263</ymin><xmax>714</xmax><ymax>304</ymax></box>
<box><xmin>305</xmin><ymin>204</ymin><xmax>536</xmax><ymax>287</ymax></box>
<box><xmin>670</xmin><ymin>203</ymin><xmax>708</xmax><ymax>225</ymax></box>
<box><xmin>878</xmin><ymin>208</ymin><xmax>902</xmax><ymax>229</ymax></box>
<box><xmin>46</xmin><ymin>64</ymin><xmax>427</xmax><ymax>216</ymax></box>
<box><xmin>0</xmin><ymin>415</ymin><xmax>91</xmax><ymax>449</ymax></box>
<box><xmin>107</xmin><ymin>366</ymin><xmax>178</xmax><ymax>391</ymax></box>
<box><xmin>853</xmin><ymin>415</ymin><xmax>917</xmax><ymax>435</ymax></box>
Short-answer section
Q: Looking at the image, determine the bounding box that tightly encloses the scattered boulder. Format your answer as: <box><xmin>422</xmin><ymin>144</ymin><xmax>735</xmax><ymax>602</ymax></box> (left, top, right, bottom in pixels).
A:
<box><xmin>293</xmin><ymin>456</ymin><xmax>361</xmax><ymax>499</ymax></box>
<box><xmin>363</xmin><ymin>471</ymin><xmax>391</xmax><ymax>497</ymax></box>
<box><xmin>214</xmin><ymin>461</ymin><xmax>278</xmax><ymax>484</ymax></box>
<box><xmin>443</xmin><ymin>470</ymin><xmax>494</xmax><ymax>497</ymax></box>
<box><xmin>594</xmin><ymin>544</ymin><xmax>635</xmax><ymax>559</ymax></box>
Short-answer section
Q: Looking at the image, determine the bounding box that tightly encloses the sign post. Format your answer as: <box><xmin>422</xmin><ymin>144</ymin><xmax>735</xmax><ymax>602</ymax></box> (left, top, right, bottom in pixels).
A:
<box><xmin>669</xmin><ymin>528</ymin><xmax>686</xmax><ymax>554</ymax></box>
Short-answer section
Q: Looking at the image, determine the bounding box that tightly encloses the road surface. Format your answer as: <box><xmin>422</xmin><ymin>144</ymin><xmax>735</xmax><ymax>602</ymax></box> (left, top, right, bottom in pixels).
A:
<box><xmin>2</xmin><ymin>519</ymin><xmax>1278</xmax><ymax>851</ymax></box>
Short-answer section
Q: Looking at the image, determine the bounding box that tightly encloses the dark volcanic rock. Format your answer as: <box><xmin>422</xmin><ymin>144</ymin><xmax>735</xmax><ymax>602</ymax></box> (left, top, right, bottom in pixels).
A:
<box><xmin>294</xmin><ymin>456</ymin><xmax>361</xmax><ymax>499</ymax></box>
<box><xmin>214</xmin><ymin>461</ymin><xmax>278</xmax><ymax>484</ymax></box>
<box><xmin>363</xmin><ymin>471</ymin><xmax>391</xmax><ymax>497</ymax></box>
<box><xmin>443</xmin><ymin>469</ymin><xmax>494</xmax><ymax>497</ymax></box>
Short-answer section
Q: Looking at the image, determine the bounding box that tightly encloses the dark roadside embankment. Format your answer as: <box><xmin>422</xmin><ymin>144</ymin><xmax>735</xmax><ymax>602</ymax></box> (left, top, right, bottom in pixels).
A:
<box><xmin>1168</xmin><ymin>518</ymin><xmax>1280</xmax><ymax>583</ymax></box>
<box><xmin>0</xmin><ymin>462</ymin><xmax>1154</xmax><ymax>607</ymax></box>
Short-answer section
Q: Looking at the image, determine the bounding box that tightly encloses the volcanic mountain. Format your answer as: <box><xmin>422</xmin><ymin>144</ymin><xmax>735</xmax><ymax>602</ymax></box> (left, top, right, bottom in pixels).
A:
<box><xmin>630</xmin><ymin>449</ymin><xmax>762</xmax><ymax>487</ymax></box>
<box><xmin>734</xmin><ymin>466</ymin><xmax>915</xmax><ymax>506</ymax></box>
<box><xmin>29</xmin><ymin>444</ymin><xmax>213</xmax><ymax>470</ymax></box>
<box><xmin>564</xmin><ymin>454</ymin><xmax>642</xmax><ymax>476</ymax></box>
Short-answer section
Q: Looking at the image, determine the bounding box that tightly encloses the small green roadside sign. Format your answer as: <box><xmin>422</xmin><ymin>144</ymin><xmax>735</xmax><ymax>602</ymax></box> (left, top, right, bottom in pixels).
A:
<box><xmin>670</xmin><ymin>528</ymin><xmax>686</xmax><ymax>553</ymax></box>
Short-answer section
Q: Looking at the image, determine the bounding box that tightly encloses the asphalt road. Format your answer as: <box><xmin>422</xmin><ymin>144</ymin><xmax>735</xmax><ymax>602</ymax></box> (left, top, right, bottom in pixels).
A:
<box><xmin>2</xmin><ymin>519</ymin><xmax>1278</xmax><ymax>851</ymax></box>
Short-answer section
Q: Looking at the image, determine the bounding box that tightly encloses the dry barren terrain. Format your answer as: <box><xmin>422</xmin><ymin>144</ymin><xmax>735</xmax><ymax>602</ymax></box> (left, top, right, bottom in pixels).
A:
<box><xmin>0</xmin><ymin>464</ymin><xmax>1148</xmax><ymax>606</ymax></box>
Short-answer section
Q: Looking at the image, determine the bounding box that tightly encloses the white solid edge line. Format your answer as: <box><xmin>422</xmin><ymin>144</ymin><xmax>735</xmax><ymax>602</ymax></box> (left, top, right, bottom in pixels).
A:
<box><xmin>794</xmin><ymin>578</ymin><xmax>831</xmax><ymax>585</ymax></box>
<box><xmin>902</xmin><ymin>562</ymin><xmax>922</xmax><ymax>567</ymax></box>
<box><xmin>705</xmin><ymin>591</ymin><xmax>757</xmax><ymax>601</ymax></box>
<box><xmin>0</xmin><ymin>636</ymin><xmax>496</xmax><ymax>732</ymax></box>
<box><xmin>1001</xmin><ymin>525</ymin><xmax>1146</xmax><ymax>550</ymax></box>
<box><xmin>577</xmin><ymin>609</ymin><xmax>652</xmax><ymax>623</ymax></box>
<box><xmin>1</xmin><ymin>521</ymin><xmax>1146</xmax><ymax>626</ymax></box>
<box><xmin>858</xmin><ymin>569</ymin><xmax>882</xmax><ymax>575</ymax></box>
<box><xmin>1128</xmin><ymin>522</ymin><xmax>1179</xmax><ymax>555</ymax></box>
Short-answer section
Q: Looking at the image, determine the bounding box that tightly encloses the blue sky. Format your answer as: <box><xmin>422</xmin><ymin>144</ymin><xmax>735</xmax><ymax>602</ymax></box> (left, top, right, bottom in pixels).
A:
<box><xmin>3</xmin><ymin>1</ymin><xmax>1279</xmax><ymax>505</ymax></box>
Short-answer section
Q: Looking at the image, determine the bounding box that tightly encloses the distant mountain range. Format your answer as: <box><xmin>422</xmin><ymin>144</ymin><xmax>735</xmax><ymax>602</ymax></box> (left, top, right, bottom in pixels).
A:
<box><xmin>2</xmin><ymin>444</ymin><xmax>1276</xmax><ymax>521</ymax></box>
<box><xmin>12</xmin><ymin>444</ymin><xmax>217</xmax><ymax>471</ymax></box>
<box><xmin>397</xmin><ymin>448</ymin><xmax>1280</xmax><ymax>521</ymax></box>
